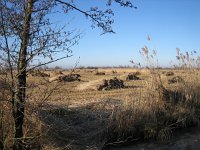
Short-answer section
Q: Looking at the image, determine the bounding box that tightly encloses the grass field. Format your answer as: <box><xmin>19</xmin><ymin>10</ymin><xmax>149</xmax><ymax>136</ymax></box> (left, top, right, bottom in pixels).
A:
<box><xmin>1</xmin><ymin>67</ymin><xmax>200</xmax><ymax>149</ymax></box>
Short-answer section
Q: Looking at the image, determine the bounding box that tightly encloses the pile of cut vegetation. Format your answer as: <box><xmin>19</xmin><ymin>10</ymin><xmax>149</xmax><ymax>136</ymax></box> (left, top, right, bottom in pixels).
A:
<box><xmin>49</xmin><ymin>74</ymin><xmax>81</xmax><ymax>82</ymax></box>
<box><xmin>126</xmin><ymin>73</ymin><xmax>140</xmax><ymax>81</ymax></box>
<box><xmin>97</xmin><ymin>77</ymin><xmax>124</xmax><ymax>91</ymax></box>
<box><xmin>94</xmin><ymin>71</ymin><xmax>106</xmax><ymax>75</ymax></box>
<box><xmin>77</xmin><ymin>77</ymin><xmax>124</xmax><ymax>91</ymax></box>
<box><xmin>165</xmin><ymin>71</ymin><xmax>174</xmax><ymax>76</ymax></box>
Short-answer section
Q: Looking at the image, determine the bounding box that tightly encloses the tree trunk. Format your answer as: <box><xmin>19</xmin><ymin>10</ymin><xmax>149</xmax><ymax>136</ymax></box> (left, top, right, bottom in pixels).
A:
<box><xmin>12</xmin><ymin>1</ymin><xmax>33</xmax><ymax>149</ymax></box>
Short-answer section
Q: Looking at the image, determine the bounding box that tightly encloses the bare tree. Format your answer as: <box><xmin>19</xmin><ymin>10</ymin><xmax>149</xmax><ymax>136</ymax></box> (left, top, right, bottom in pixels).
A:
<box><xmin>0</xmin><ymin>0</ymin><xmax>135</xmax><ymax>149</ymax></box>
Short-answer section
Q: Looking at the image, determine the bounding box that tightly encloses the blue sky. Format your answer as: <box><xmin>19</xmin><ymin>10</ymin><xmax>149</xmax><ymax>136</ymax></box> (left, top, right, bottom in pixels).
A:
<box><xmin>51</xmin><ymin>0</ymin><xmax>200</xmax><ymax>68</ymax></box>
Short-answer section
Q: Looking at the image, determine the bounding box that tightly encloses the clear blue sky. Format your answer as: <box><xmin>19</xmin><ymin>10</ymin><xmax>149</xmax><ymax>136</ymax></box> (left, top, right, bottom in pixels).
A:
<box><xmin>51</xmin><ymin>0</ymin><xmax>200</xmax><ymax>68</ymax></box>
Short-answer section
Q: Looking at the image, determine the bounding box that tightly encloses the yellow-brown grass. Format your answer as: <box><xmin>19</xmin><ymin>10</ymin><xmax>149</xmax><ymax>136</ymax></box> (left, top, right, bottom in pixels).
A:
<box><xmin>1</xmin><ymin>67</ymin><xmax>200</xmax><ymax>149</ymax></box>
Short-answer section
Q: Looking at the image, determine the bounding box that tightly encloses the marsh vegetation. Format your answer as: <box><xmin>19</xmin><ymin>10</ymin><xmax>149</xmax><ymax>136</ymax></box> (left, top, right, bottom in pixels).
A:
<box><xmin>1</xmin><ymin>62</ymin><xmax>200</xmax><ymax>149</ymax></box>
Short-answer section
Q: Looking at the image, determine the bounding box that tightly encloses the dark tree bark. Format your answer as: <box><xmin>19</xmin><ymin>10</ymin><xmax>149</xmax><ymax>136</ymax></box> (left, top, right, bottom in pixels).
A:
<box><xmin>12</xmin><ymin>1</ymin><xmax>33</xmax><ymax>149</ymax></box>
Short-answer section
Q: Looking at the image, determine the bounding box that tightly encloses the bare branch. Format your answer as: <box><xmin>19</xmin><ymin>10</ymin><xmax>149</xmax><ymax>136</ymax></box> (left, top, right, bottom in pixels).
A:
<box><xmin>55</xmin><ymin>0</ymin><xmax>116</xmax><ymax>34</ymax></box>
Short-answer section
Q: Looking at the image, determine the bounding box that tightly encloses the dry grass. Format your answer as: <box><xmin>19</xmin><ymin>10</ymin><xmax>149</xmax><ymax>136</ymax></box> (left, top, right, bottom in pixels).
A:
<box><xmin>1</xmin><ymin>65</ymin><xmax>200</xmax><ymax>149</ymax></box>
<box><xmin>26</xmin><ymin>67</ymin><xmax>200</xmax><ymax>149</ymax></box>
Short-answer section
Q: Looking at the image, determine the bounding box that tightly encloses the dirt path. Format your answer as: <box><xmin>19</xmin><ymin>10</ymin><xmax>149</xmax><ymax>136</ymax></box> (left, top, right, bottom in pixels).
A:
<box><xmin>106</xmin><ymin>128</ymin><xmax>200</xmax><ymax>150</ymax></box>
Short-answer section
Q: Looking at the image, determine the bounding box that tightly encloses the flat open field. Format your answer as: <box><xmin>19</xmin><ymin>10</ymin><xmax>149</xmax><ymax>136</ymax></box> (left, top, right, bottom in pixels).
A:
<box><xmin>1</xmin><ymin>68</ymin><xmax>200</xmax><ymax>149</ymax></box>
<box><xmin>27</xmin><ymin>68</ymin><xmax>188</xmax><ymax>106</ymax></box>
<box><xmin>22</xmin><ymin>68</ymin><xmax>199</xmax><ymax>149</ymax></box>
